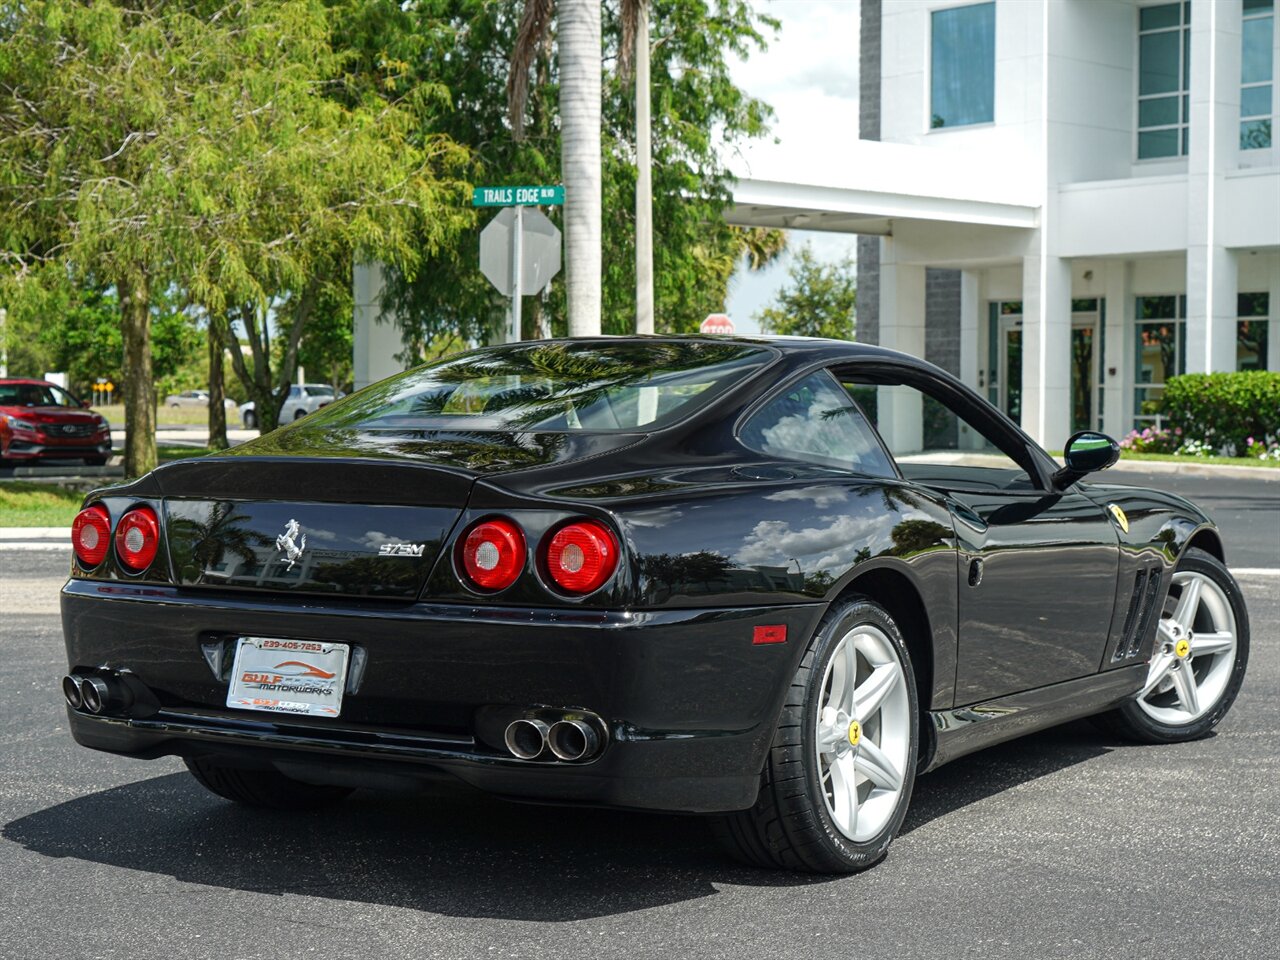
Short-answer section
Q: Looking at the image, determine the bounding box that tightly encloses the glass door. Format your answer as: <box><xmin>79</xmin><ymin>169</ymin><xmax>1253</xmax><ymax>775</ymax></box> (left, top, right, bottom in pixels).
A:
<box><xmin>998</xmin><ymin>313</ymin><xmax>1023</xmax><ymax>425</ymax></box>
<box><xmin>1070</xmin><ymin>301</ymin><xmax>1102</xmax><ymax>433</ymax></box>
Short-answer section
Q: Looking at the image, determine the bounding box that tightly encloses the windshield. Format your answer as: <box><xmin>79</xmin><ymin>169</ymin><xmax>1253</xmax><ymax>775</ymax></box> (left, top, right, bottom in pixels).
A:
<box><xmin>0</xmin><ymin>383</ymin><xmax>79</xmax><ymax>407</ymax></box>
<box><xmin>303</xmin><ymin>340</ymin><xmax>771</xmax><ymax>434</ymax></box>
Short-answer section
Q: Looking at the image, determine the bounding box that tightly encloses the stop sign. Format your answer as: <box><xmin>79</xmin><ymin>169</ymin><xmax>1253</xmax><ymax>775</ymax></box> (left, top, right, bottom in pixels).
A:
<box><xmin>700</xmin><ymin>313</ymin><xmax>735</xmax><ymax>335</ymax></box>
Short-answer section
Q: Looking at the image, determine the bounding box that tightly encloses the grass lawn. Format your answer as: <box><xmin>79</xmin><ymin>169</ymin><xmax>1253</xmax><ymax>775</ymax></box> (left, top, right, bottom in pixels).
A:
<box><xmin>0</xmin><ymin>448</ymin><xmax>214</xmax><ymax>527</ymax></box>
<box><xmin>93</xmin><ymin>403</ymin><xmax>233</xmax><ymax>427</ymax></box>
<box><xmin>1048</xmin><ymin>449</ymin><xmax>1279</xmax><ymax>469</ymax></box>
<box><xmin>158</xmin><ymin>444</ymin><xmax>218</xmax><ymax>462</ymax></box>
<box><xmin>0</xmin><ymin>481</ymin><xmax>87</xmax><ymax>527</ymax></box>
<box><xmin>1118</xmin><ymin>450</ymin><xmax>1280</xmax><ymax>468</ymax></box>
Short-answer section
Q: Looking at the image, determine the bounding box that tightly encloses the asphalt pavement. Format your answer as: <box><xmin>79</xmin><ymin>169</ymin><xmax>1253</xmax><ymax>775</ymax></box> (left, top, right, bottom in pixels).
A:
<box><xmin>1</xmin><ymin>469</ymin><xmax>1277</xmax><ymax>960</ymax></box>
<box><xmin>1093</xmin><ymin>467</ymin><xmax>1280</xmax><ymax>568</ymax></box>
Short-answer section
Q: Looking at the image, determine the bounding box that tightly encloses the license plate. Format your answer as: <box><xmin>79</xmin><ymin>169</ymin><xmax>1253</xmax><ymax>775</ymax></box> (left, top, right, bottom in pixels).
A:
<box><xmin>225</xmin><ymin>637</ymin><xmax>349</xmax><ymax>718</ymax></box>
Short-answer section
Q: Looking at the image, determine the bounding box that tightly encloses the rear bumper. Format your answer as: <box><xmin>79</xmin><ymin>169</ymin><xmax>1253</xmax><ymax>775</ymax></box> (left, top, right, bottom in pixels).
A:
<box><xmin>61</xmin><ymin>580</ymin><xmax>824</xmax><ymax>813</ymax></box>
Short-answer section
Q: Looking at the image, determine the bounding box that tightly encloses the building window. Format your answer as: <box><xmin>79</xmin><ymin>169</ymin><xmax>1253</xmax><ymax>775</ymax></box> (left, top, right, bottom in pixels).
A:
<box><xmin>1134</xmin><ymin>295</ymin><xmax>1186</xmax><ymax>426</ymax></box>
<box><xmin>931</xmin><ymin>3</ymin><xmax>996</xmax><ymax>129</ymax></box>
<box><xmin>1138</xmin><ymin>2</ymin><xmax>1191</xmax><ymax>159</ymax></box>
<box><xmin>1238</xmin><ymin>292</ymin><xmax>1270</xmax><ymax>370</ymax></box>
<box><xmin>1242</xmin><ymin>0</ymin><xmax>1274</xmax><ymax>149</ymax></box>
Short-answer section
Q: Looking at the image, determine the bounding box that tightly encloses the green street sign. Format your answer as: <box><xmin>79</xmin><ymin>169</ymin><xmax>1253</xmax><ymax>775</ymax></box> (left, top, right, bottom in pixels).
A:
<box><xmin>472</xmin><ymin>185</ymin><xmax>564</xmax><ymax>207</ymax></box>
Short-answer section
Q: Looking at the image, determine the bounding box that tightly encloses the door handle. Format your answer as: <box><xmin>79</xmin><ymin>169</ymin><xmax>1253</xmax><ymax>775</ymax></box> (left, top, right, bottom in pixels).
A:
<box><xmin>967</xmin><ymin>558</ymin><xmax>984</xmax><ymax>587</ymax></box>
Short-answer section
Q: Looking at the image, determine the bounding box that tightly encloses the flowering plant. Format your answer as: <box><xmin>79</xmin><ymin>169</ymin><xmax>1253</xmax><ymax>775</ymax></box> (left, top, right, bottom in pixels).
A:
<box><xmin>1118</xmin><ymin>427</ymin><xmax>1179</xmax><ymax>454</ymax></box>
<box><xmin>1244</xmin><ymin>435</ymin><xmax>1280</xmax><ymax>462</ymax></box>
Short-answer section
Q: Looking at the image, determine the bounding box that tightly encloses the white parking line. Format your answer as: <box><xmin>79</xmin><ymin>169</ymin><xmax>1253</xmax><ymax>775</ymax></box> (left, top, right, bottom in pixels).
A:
<box><xmin>0</xmin><ymin>543</ymin><xmax>67</xmax><ymax>551</ymax></box>
<box><xmin>1233</xmin><ymin>568</ymin><xmax>1280</xmax><ymax>577</ymax></box>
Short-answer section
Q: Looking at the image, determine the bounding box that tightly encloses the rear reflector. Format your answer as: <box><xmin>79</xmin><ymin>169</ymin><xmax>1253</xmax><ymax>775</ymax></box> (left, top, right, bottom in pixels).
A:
<box><xmin>752</xmin><ymin>625</ymin><xmax>787</xmax><ymax>645</ymax></box>
<box><xmin>543</xmin><ymin>520</ymin><xmax>620</xmax><ymax>595</ymax></box>
<box><xmin>114</xmin><ymin>506</ymin><xmax>160</xmax><ymax>572</ymax></box>
<box><xmin>71</xmin><ymin>505</ymin><xmax>111</xmax><ymax>567</ymax></box>
<box><xmin>459</xmin><ymin>518</ymin><xmax>526</xmax><ymax>591</ymax></box>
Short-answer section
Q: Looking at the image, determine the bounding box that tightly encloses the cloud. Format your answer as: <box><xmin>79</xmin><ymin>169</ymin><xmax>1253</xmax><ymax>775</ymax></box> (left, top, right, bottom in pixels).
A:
<box><xmin>623</xmin><ymin>505</ymin><xmax>685</xmax><ymax>529</ymax></box>
<box><xmin>736</xmin><ymin>513</ymin><xmax>883</xmax><ymax>569</ymax></box>
<box><xmin>766</xmin><ymin>486</ymin><xmax>849</xmax><ymax>509</ymax></box>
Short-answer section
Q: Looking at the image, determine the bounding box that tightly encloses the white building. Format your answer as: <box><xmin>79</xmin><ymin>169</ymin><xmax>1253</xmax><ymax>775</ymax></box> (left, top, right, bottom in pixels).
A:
<box><xmin>729</xmin><ymin>0</ymin><xmax>1280</xmax><ymax>448</ymax></box>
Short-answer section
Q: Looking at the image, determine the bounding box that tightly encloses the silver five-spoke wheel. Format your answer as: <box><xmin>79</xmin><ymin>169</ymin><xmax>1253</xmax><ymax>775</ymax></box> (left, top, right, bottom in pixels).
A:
<box><xmin>815</xmin><ymin>624</ymin><xmax>911</xmax><ymax>843</ymax></box>
<box><xmin>1137</xmin><ymin>570</ymin><xmax>1238</xmax><ymax>725</ymax></box>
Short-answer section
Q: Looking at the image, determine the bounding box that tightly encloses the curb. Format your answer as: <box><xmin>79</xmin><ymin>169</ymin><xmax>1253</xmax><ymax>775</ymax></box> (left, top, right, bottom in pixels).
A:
<box><xmin>0</xmin><ymin>527</ymin><xmax>69</xmax><ymax>540</ymax></box>
<box><xmin>1106</xmin><ymin>459</ymin><xmax>1280</xmax><ymax>481</ymax></box>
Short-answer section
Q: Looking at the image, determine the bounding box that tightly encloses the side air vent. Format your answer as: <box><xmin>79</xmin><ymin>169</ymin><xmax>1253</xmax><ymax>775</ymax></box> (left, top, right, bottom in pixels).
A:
<box><xmin>1114</xmin><ymin>570</ymin><xmax>1147</xmax><ymax>661</ymax></box>
<box><xmin>1130</xmin><ymin>568</ymin><xmax>1166</xmax><ymax>658</ymax></box>
<box><xmin>1115</xmin><ymin>567</ymin><xmax>1165</xmax><ymax>661</ymax></box>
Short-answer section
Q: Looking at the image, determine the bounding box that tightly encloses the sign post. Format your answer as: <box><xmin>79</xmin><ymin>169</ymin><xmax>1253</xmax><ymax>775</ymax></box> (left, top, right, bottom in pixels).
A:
<box><xmin>511</xmin><ymin>206</ymin><xmax>524</xmax><ymax>343</ymax></box>
<box><xmin>475</xmin><ymin>186</ymin><xmax>564</xmax><ymax>342</ymax></box>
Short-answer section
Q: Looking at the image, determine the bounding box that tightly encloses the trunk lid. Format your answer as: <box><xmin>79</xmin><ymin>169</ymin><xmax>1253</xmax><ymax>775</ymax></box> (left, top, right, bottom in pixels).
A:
<box><xmin>154</xmin><ymin>457</ymin><xmax>472</xmax><ymax>600</ymax></box>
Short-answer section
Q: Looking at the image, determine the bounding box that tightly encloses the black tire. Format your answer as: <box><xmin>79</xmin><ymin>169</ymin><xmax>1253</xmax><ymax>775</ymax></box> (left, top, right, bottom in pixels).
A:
<box><xmin>184</xmin><ymin>755</ymin><xmax>353</xmax><ymax>810</ymax></box>
<box><xmin>711</xmin><ymin>598</ymin><xmax>919</xmax><ymax>873</ymax></box>
<box><xmin>1093</xmin><ymin>547</ymin><xmax>1249</xmax><ymax>744</ymax></box>
<box><xmin>243</xmin><ymin>410</ymin><xmax>257</xmax><ymax>430</ymax></box>
<box><xmin>293</xmin><ymin>409</ymin><xmax>306</xmax><ymax>420</ymax></box>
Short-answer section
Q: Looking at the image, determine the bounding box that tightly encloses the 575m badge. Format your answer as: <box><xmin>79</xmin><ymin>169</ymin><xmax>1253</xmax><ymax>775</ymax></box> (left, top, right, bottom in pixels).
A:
<box><xmin>378</xmin><ymin>542</ymin><xmax>426</xmax><ymax>557</ymax></box>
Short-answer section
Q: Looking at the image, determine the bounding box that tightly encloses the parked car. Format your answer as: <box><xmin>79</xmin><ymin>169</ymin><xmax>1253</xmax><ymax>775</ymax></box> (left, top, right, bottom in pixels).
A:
<box><xmin>164</xmin><ymin>389</ymin><xmax>239</xmax><ymax>411</ymax></box>
<box><xmin>59</xmin><ymin>338</ymin><xmax>1248</xmax><ymax>873</ymax></box>
<box><xmin>239</xmin><ymin>383</ymin><xmax>343</xmax><ymax>429</ymax></box>
<box><xmin>0</xmin><ymin>378</ymin><xmax>112</xmax><ymax>466</ymax></box>
<box><xmin>165</xmin><ymin>390</ymin><xmax>209</xmax><ymax>408</ymax></box>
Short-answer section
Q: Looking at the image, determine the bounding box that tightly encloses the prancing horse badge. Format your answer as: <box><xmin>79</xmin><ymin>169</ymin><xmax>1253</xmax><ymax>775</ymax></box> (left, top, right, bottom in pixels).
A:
<box><xmin>275</xmin><ymin>518</ymin><xmax>307</xmax><ymax>570</ymax></box>
<box><xmin>1106</xmin><ymin>503</ymin><xmax>1130</xmax><ymax>534</ymax></box>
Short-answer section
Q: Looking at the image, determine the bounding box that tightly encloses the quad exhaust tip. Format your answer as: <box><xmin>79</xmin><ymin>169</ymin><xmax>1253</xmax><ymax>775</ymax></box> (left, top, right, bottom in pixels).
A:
<box><xmin>504</xmin><ymin>718</ymin><xmax>551</xmax><ymax>760</ymax></box>
<box><xmin>547</xmin><ymin>719</ymin><xmax>599</xmax><ymax>762</ymax></box>
<box><xmin>62</xmin><ymin>673</ymin><xmax>131</xmax><ymax>716</ymax></box>
<box><xmin>61</xmin><ymin>675</ymin><xmax>83</xmax><ymax>710</ymax></box>
<box><xmin>502</xmin><ymin>713</ymin><xmax>604</xmax><ymax>762</ymax></box>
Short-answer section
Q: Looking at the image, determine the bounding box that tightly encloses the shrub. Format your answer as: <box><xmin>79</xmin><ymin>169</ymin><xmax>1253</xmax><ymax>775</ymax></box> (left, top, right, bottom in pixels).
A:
<box><xmin>1161</xmin><ymin>371</ymin><xmax>1280</xmax><ymax>455</ymax></box>
<box><xmin>1118</xmin><ymin>426</ymin><xmax>1181</xmax><ymax>454</ymax></box>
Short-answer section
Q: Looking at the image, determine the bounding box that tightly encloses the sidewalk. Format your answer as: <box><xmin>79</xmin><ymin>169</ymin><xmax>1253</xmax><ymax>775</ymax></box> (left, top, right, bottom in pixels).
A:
<box><xmin>0</xmin><ymin>528</ymin><xmax>71</xmax><ymax>550</ymax></box>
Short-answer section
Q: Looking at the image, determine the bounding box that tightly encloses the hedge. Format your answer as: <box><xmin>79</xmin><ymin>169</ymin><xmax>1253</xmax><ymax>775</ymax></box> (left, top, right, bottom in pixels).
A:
<box><xmin>1161</xmin><ymin>371</ymin><xmax>1280</xmax><ymax>452</ymax></box>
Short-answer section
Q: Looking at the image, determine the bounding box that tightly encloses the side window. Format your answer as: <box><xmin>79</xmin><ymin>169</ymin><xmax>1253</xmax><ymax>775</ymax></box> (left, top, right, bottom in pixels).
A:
<box><xmin>288</xmin><ymin>386</ymin><xmax>301</xmax><ymax>399</ymax></box>
<box><xmin>842</xmin><ymin>377</ymin><xmax>1034</xmax><ymax>490</ymax></box>
<box><xmin>740</xmin><ymin>371</ymin><xmax>895</xmax><ymax>477</ymax></box>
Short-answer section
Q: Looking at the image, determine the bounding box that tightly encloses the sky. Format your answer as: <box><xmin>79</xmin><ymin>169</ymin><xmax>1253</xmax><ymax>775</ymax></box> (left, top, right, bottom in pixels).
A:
<box><xmin>722</xmin><ymin>1</ymin><xmax>863</xmax><ymax>335</ymax></box>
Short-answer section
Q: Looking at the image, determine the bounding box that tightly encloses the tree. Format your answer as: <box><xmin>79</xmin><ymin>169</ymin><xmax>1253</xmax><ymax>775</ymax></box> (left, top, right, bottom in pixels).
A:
<box><xmin>0</xmin><ymin>1</ymin><xmax>468</xmax><ymax>472</ymax></box>
<box><xmin>386</xmin><ymin>0</ymin><xmax>782</xmax><ymax>352</ymax></box>
<box><xmin>511</xmin><ymin>0</ymin><xmax>604</xmax><ymax>336</ymax></box>
<box><xmin>755</xmin><ymin>245</ymin><xmax>857</xmax><ymax>340</ymax></box>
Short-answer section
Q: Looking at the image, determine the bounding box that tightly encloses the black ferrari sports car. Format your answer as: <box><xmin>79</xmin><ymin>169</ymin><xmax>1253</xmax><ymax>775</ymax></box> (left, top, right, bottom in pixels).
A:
<box><xmin>59</xmin><ymin>337</ymin><xmax>1250</xmax><ymax>873</ymax></box>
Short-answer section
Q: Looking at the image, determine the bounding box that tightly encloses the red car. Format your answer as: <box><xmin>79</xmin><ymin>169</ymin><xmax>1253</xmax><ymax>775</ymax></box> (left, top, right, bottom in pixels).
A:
<box><xmin>0</xmin><ymin>378</ymin><xmax>113</xmax><ymax>466</ymax></box>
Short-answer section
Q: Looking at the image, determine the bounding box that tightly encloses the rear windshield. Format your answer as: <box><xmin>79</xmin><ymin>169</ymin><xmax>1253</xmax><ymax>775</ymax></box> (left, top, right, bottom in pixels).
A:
<box><xmin>305</xmin><ymin>340</ymin><xmax>771</xmax><ymax>434</ymax></box>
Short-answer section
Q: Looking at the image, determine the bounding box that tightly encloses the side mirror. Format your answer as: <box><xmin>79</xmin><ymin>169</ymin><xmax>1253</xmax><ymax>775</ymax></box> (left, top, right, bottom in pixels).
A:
<box><xmin>1052</xmin><ymin>431</ymin><xmax>1120</xmax><ymax>489</ymax></box>
<box><xmin>80</xmin><ymin>399</ymin><xmax>92</xmax><ymax>409</ymax></box>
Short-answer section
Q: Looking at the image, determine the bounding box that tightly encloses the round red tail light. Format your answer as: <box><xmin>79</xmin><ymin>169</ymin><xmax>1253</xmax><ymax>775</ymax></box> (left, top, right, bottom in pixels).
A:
<box><xmin>114</xmin><ymin>506</ymin><xmax>160</xmax><ymax>572</ymax></box>
<box><xmin>71</xmin><ymin>505</ymin><xmax>111</xmax><ymax>567</ymax></box>
<box><xmin>459</xmin><ymin>518</ymin><xmax>526</xmax><ymax>591</ymax></box>
<box><xmin>543</xmin><ymin>520</ymin><xmax>620</xmax><ymax>595</ymax></box>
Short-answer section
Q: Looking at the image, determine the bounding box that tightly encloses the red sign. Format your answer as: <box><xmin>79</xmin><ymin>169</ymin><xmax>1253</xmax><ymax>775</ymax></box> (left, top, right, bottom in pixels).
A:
<box><xmin>700</xmin><ymin>313</ymin><xmax>735</xmax><ymax>335</ymax></box>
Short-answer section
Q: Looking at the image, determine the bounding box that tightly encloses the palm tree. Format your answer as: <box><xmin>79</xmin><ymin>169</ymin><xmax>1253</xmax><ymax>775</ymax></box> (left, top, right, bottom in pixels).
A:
<box><xmin>509</xmin><ymin>0</ymin><xmax>604</xmax><ymax>337</ymax></box>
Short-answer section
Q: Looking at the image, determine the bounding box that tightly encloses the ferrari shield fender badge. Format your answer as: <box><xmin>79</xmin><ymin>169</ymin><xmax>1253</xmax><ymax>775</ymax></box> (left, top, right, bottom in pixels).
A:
<box><xmin>1107</xmin><ymin>503</ymin><xmax>1130</xmax><ymax>534</ymax></box>
<box><xmin>275</xmin><ymin>518</ymin><xmax>307</xmax><ymax>570</ymax></box>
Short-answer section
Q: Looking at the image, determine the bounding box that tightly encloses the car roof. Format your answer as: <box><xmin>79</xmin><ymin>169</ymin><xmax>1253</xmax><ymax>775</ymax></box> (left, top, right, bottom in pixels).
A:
<box><xmin>0</xmin><ymin>378</ymin><xmax>59</xmax><ymax>386</ymax></box>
